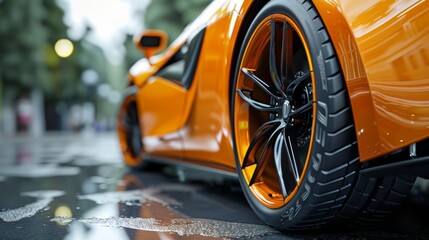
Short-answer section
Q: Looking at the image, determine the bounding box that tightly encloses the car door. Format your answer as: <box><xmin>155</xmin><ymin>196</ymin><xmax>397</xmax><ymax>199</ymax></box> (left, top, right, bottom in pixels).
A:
<box><xmin>136</xmin><ymin>29</ymin><xmax>205</xmax><ymax>157</ymax></box>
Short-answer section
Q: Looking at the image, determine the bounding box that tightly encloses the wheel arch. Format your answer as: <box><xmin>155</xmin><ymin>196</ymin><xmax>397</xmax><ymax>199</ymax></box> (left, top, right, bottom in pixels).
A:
<box><xmin>228</xmin><ymin>0</ymin><xmax>269</xmax><ymax>114</ymax></box>
<box><xmin>117</xmin><ymin>85</ymin><xmax>144</xmax><ymax>168</ymax></box>
<box><xmin>230</xmin><ymin>0</ymin><xmax>381</xmax><ymax>161</ymax></box>
<box><xmin>309</xmin><ymin>0</ymin><xmax>380</xmax><ymax>161</ymax></box>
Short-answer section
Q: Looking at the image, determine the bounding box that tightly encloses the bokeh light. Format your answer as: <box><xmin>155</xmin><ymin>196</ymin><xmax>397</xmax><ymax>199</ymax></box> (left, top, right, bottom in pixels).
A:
<box><xmin>54</xmin><ymin>205</ymin><xmax>73</xmax><ymax>226</ymax></box>
<box><xmin>54</xmin><ymin>39</ymin><xmax>74</xmax><ymax>58</ymax></box>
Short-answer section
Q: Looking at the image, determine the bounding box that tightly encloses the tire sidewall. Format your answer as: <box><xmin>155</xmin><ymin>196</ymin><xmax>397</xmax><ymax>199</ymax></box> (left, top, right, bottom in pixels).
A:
<box><xmin>231</xmin><ymin>0</ymin><xmax>331</xmax><ymax>229</ymax></box>
<box><xmin>119</xmin><ymin>87</ymin><xmax>148</xmax><ymax>169</ymax></box>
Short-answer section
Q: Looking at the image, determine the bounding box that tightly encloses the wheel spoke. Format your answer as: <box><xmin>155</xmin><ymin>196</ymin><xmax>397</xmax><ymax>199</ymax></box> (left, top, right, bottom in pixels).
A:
<box><xmin>286</xmin><ymin>72</ymin><xmax>311</xmax><ymax>96</ymax></box>
<box><xmin>281</xmin><ymin>19</ymin><xmax>294</xmax><ymax>84</ymax></box>
<box><xmin>242</xmin><ymin>119</ymin><xmax>282</xmax><ymax>168</ymax></box>
<box><xmin>283</xmin><ymin>128</ymin><xmax>301</xmax><ymax>183</ymax></box>
<box><xmin>280</xmin><ymin>20</ymin><xmax>285</xmax><ymax>81</ymax></box>
<box><xmin>290</xmin><ymin>100</ymin><xmax>314</xmax><ymax>118</ymax></box>
<box><xmin>269</xmin><ymin>18</ymin><xmax>287</xmax><ymax>98</ymax></box>
<box><xmin>249</xmin><ymin>121</ymin><xmax>286</xmax><ymax>185</ymax></box>
<box><xmin>237</xmin><ymin>89</ymin><xmax>279</xmax><ymax>113</ymax></box>
<box><xmin>122</xmin><ymin>107</ymin><xmax>138</xmax><ymax>132</ymax></box>
<box><xmin>241</xmin><ymin>68</ymin><xmax>280</xmax><ymax>99</ymax></box>
<box><xmin>129</xmin><ymin>125</ymin><xmax>142</xmax><ymax>156</ymax></box>
<box><xmin>273</xmin><ymin>132</ymin><xmax>288</xmax><ymax>199</ymax></box>
<box><xmin>127</xmin><ymin>102</ymin><xmax>138</xmax><ymax>119</ymax></box>
<box><xmin>121</xmin><ymin>113</ymin><xmax>131</xmax><ymax>131</ymax></box>
<box><xmin>130</xmin><ymin>112</ymin><xmax>138</xmax><ymax>127</ymax></box>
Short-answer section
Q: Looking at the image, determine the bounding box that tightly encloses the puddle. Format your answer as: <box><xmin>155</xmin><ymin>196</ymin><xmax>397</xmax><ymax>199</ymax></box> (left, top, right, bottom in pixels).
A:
<box><xmin>78</xmin><ymin>190</ymin><xmax>144</xmax><ymax>206</ymax></box>
<box><xmin>21</xmin><ymin>190</ymin><xmax>65</xmax><ymax>199</ymax></box>
<box><xmin>71</xmin><ymin>158</ymin><xmax>107</xmax><ymax>166</ymax></box>
<box><xmin>59</xmin><ymin>183</ymin><xmax>279</xmax><ymax>239</ymax></box>
<box><xmin>86</xmin><ymin>176</ymin><xmax>116</xmax><ymax>190</ymax></box>
<box><xmin>51</xmin><ymin>216</ymin><xmax>278</xmax><ymax>238</ymax></box>
<box><xmin>78</xmin><ymin>184</ymin><xmax>196</xmax><ymax>207</ymax></box>
<box><xmin>0</xmin><ymin>190</ymin><xmax>64</xmax><ymax>222</ymax></box>
<box><xmin>0</xmin><ymin>164</ymin><xmax>80</xmax><ymax>178</ymax></box>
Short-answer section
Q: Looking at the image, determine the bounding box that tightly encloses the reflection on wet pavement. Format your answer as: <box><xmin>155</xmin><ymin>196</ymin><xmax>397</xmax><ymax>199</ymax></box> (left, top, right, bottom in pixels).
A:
<box><xmin>52</xmin><ymin>217</ymin><xmax>277</xmax><ymax>239</ymax></box>
<box><xmin>78</xmin><ymin>184</ymin><xmax>197</xmax><ymax>207</ymax></box>
<box><xmin>0</xmin><ymin>190</ymin><xmax>64</xmax><ymax>222</ymax></box>
<box><xmin>0</xmin><ymin>164</ymin><xmax>80</xmax><ymax>178</ymax></box>
<box><xmin>55</xmin><ymin>182</ymin><xmax>279</xmax><ymax>239</ymax></box>
<box><xmin>0</xmin><ymin>133</ymin><xmax>278</xmax><ymax>240</ymax></box>
<box><xmin>0</xmin><ymin>133</ymin><xmax>429</xmax><ymax>240</ymax></box>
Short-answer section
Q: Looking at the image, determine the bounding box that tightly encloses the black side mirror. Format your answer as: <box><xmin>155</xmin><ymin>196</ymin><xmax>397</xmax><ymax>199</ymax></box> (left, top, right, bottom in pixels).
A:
<box><xmin>134</xmin><ymin>30</ymin><xmax>168</xmax><ymax>59</ymax></box>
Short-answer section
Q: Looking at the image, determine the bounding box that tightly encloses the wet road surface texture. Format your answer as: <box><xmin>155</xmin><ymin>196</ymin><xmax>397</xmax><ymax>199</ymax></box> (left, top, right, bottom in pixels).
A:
<box><xmin>0</xmin><ymin>133</ymin><xmax>428</xmax><ymax>240</ymax></box>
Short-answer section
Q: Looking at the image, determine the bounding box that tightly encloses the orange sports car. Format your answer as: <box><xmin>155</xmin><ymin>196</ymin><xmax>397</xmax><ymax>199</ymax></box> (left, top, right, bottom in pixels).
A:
<box><xmin>117</xmin><ymin>0</ymin><xmax>429</xmax><ymax>230</ymax></box>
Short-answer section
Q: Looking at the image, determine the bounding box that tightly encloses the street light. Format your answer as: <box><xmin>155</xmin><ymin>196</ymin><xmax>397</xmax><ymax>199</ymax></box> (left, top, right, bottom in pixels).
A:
<box><xmin>54</xmin><ymin>39</ymin><xmax>74</xmax><ymax>58</ymax></box>
<box><xmin>53</xmin><ymin>38</ymin><xmax>74</xmax><ymax>131</ymax></box>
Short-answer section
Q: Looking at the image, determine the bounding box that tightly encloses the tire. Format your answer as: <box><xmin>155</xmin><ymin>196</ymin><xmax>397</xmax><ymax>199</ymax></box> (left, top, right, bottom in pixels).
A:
<box><xmin>230</xmin><ymin>0</ymin><xmax>415</xmax><ymax>230</ymax></box>
<box><xmin>117</xmin><ymin>89</ymin><xmax>148</xmax><ymax>170</ymax></box>
<box><xmin>339</xmin><ymin>174</ymin><xmax>415</xmax><ymax>224</ymax></box>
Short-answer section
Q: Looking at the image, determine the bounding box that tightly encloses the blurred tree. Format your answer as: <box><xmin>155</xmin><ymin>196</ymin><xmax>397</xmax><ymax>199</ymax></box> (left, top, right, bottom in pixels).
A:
<box><xmin>123</xmin><ymin>34</ymin><xmax>143</xmax><ymax>69</ymax></box>
<box><xmin>144</xmin><ymin>0</ymin><xmax>212</xmax><ymax>43</ymax></box>
<box><xmin>0</xmin><ymin>0</ymin><xmax>112</xmax><ymax>133</ymax></box>
<box><xmin>42</xmin><ymin>9</ymin><xmax>109</xmax><ymax>102</ymax></box>
<box><xmin>42</xmin><ymin>0</ymin><xmax>78</xmax><ymax>99</ymax></box>
<box><xmin>0</xmin><ymin>0</ymin><xmax>109</xmax><ymax>101</ymax></box>
<box><xmin>0</xmin><ymin>0</ymin><xmax>49</xmax><ymax>92</ymax></box>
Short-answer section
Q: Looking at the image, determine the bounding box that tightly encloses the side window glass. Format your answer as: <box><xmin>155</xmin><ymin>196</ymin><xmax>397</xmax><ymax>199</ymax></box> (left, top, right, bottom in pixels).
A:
<box><xmin>156</xmin><ymin>46</ymin><xmax>186</xmax><ymax>83</ymax></box>
<box><xmin>155</xmin><ymin>28</ymin><xmax>205</xmax><ymax>88</ymax></box>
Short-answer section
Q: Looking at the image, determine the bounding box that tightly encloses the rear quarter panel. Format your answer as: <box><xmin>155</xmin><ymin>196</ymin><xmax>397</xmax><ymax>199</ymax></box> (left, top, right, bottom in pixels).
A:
<box><xmin>314</xmin><ymin>0</ymin><xmax>429</xmax><ymax>161</ymax></box>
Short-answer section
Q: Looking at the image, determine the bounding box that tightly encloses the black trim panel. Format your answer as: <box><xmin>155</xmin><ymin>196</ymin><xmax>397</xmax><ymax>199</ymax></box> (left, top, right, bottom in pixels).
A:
<box><xmin>182</xmin><ymin>28</ymin><xmax>206</xmax><ymax>89</ymax></box>
<box><xmin>146</xmin><ymin>154</ymin><xmax>238</xmax><ymax>179</ymax></box>
<box><xmin>154</xmin><ymin>28</ymin><xmax>206</xmax><ymax>89</ymax></box>
<box><xmin>360</xmin><ymin>156</ymin><xmax>429</xmax><ymax>178</ymax></box>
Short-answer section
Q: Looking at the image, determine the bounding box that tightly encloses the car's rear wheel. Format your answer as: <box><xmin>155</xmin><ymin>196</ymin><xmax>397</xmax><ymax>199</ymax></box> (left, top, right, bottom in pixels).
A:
<box><xmin>117</xmin><ymin>92</ymin><xmax>147</xmax><ymax>169</ymax></box>
<box><xmin>231</xmin><ymin>0</ymin><xmax>415</xmax><ymax>230</ymax></box>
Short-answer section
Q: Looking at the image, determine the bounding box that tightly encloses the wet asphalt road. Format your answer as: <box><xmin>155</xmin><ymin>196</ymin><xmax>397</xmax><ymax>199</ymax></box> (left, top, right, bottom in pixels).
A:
<box><xmin>0</xmin><ymin>133</ymin><xmax>429</xmax><ymax>240</ymax></box>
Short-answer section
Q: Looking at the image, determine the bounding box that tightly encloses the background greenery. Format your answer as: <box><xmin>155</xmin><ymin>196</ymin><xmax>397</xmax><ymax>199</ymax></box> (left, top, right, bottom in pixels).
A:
<box><xmin>0</xmin><ymin>0</ymin><xmax>211</xmax><ymax>134</ymax></box>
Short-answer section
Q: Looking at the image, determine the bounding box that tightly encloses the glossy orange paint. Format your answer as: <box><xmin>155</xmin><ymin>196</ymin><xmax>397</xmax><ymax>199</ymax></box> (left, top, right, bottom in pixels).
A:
<box><xmin>314</xmin><ymin>0</ymin><xmax>429</xmax><ymax>161</ymax></box>
<box><xmin>181</xmin><ymin>2</ymin><xmax>246</xmax><ymax>170</ymax></box>
<box><xmin>123</xmin><ymin>0</ymin><xmax>429</xmax><ymax>172</ymax></box>
<box><xmin>116</xmin><ymin>174</ymin><xmax>186</xmax><ymax>240</ymax></box>
<box><xmin>126</xmin><ymin>0</ymin><xmax>250</xmax><ymax>169</ymax></box>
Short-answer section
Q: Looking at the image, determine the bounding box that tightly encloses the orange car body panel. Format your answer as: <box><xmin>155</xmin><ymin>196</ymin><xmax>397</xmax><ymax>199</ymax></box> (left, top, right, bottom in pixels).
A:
<box><xmin>129</xmin><ymin>0</ymin><xmax>249</xmax><ymax>168</ymax></box>
<box><xmin>181</xmin><ymin>2</ymin><xmax>248</xmax><ymax>170</ymax></box>
<box><xmin>127</xmin><ymin>0</ymin><xmax>429</xmax><ymax>168</ymax></box>
<box><xmin>315</xmin><ymin>0</ymin><xmax>429</xmax><ymax>161</ymax></box>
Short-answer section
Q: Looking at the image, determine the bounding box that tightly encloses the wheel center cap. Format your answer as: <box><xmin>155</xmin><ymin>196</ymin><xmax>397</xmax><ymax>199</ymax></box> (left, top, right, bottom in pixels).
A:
<box><xmin>282</xmin><ymin>100</ymin><xmax>291</xmax><ymax>119</ymax></box>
